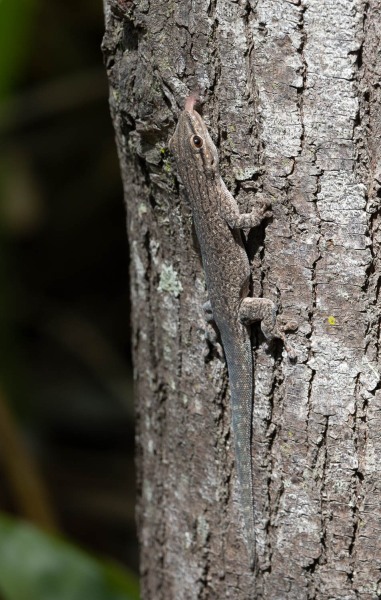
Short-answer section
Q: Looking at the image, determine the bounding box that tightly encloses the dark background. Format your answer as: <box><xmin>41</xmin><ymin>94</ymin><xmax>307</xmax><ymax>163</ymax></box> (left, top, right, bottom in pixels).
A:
<box><xmin>0</xmin><ymin>0</ymin><xmax>137</xmax><ymax>573</ymax></box>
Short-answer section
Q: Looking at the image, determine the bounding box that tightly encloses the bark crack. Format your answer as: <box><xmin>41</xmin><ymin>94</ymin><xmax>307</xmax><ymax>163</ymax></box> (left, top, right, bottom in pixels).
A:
<box><xmin>263</xmin><ymin>368</ymin><xmax>286</xmax><ymax>576</ymax></box>
<box><xmin>348</xmin><ymin>374</ymin><xmax>361</xmax><ymax>598</ymax></box>
<box><xmin>297</xmin><ymin>0</ymin><xmax>307</xmax><ymax>155</ymax></box>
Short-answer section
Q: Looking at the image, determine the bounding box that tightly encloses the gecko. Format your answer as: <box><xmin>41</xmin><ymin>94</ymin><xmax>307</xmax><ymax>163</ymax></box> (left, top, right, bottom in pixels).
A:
<box><xmin>169</xmin><ymin>94</ymin><xmax>294</xmax><ymax>568</ymax></box>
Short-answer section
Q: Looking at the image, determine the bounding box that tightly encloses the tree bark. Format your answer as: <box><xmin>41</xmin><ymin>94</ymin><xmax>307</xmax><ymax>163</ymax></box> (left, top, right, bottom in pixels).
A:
<box><xmin>103</xmin><ymin>0</ymin><xmax>381</xmax><ymax>597</ymax></box>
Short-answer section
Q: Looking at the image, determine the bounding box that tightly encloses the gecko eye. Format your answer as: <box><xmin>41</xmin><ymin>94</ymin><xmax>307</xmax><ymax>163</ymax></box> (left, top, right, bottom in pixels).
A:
<box><xmin>191</xmin><ymin>135</ymin><xmax>203</xmax><ymax>149</ymax></box>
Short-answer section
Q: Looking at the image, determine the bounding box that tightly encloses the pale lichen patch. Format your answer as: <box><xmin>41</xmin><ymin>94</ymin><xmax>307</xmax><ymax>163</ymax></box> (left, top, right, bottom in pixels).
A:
<box><xmin>158</xmin><ymin>263</ymin><xmax>183</xmax><ymax>297</ymax></box>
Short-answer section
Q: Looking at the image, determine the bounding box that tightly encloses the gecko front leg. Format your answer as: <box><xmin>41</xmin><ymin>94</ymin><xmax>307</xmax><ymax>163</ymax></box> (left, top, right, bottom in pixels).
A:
<box><xmin>219</xmin><ymin>179</ymin><xmax>272</xmax><ymax>229</ymax></box>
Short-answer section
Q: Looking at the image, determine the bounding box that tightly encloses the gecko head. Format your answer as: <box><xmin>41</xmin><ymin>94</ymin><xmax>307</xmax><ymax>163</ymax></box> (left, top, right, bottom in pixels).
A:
<box><xmin>169</xmin><ymin>98</ymin><xmax>219</xmax><ymax>179</ymax></box>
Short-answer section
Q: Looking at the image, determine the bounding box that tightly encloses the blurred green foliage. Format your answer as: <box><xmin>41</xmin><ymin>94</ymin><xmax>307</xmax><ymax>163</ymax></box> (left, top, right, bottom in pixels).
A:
<box><xmin>0</xmin><ymin>0</ymin><xmax>137</xmax><ymax>589</ymax></box>
<box><xmin>0</xmin><ymin>0</ymin><xmax>37</xmax><ymax>407</ymax></box>
<box><xmin>0</xmin><ymin>514</ymin><xmax>139</xmax><ymax>600</ymax></box>
<box><xmin>0</xmin><ymin>0</ymin><xmax>36</xmax><ymax>100</ymax></box>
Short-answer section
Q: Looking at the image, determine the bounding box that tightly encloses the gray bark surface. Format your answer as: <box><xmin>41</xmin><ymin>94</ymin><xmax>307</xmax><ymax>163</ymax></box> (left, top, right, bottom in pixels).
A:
<box><xmin>103</xmin><ymin>0</ymin><xmax>381</xmax><ymax>597</ymax></box>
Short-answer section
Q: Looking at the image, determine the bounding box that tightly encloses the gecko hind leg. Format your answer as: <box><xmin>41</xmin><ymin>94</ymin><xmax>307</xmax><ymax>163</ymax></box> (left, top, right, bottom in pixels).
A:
<box><xmin>239</xmin><ymin>297</ymin><xmax>296</xmax><ymax>359</ymax></box>
<box><xmin>202</xmin><ymin>300</ymin><xmax>223</xmax><ymax>359</ymax></box>
<box><xmin>203</xmin><ymin>300</ymin><xmax>214</xmax><ymax>323</ymax></box>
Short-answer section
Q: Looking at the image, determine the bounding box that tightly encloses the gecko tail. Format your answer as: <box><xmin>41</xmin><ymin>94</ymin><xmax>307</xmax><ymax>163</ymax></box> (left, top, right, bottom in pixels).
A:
<box><xmin>223</xmin><ymin>333</ymin><xmax>256</xmax><ymax>569</ymax></box>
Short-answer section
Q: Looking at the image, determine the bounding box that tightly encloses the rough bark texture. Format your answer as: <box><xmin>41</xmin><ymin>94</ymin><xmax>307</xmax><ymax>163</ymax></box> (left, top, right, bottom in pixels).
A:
<box><xmin>103</xmin><ymin>0</ymin><xmax>381</xmax><ymax>597</ymax></box>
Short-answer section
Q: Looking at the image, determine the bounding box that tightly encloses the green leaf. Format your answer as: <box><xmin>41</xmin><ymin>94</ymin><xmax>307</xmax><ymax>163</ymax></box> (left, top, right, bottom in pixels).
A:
<box><xmin>0</xmin><ymin>514</ymin><xmax>139</xmax><ymax>600</ymax></box>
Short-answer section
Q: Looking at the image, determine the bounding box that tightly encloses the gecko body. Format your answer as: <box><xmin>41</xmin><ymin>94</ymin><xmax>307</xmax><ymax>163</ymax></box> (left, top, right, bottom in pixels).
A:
<box><xmin>169</xmin><ymin>96</ymin><xmax>292</xmax><ymax>567</ymax></box>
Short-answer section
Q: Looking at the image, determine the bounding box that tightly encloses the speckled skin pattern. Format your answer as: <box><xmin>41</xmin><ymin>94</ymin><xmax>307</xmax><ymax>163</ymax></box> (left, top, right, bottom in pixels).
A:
<box><xmin>170</xmin><ymin>97</ymin><xmax>284</xmax><ymax>567</ymax></box>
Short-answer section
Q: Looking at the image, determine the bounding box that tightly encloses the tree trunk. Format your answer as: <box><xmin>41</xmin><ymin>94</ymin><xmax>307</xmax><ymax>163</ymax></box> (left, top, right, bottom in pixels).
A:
<box><xmin>102</xmin><ymin>0</ymin><xmax>381</xmax><ymax>597</ymax></box>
